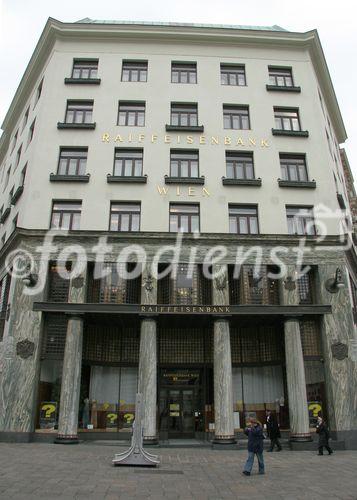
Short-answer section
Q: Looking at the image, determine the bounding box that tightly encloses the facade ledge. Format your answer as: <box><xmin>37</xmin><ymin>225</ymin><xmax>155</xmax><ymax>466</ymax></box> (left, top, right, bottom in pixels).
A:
<box><xmin>49</xmin><ymin>173</ymin><xmax>90</xmax><ymax>182</ymax></box>
<box><xmin>107</xmin><ymin>174</ymin><xmax>148</xmax><ymax>183</ymax></box>
<box><xmin>278</xmin><ymin>179</ymin><xmax>316</xmax><ymax>189</ymax></box>
<box><xmin>33</xmin><ymin>302</ymin><xmax>332</xmax><ymax>317</ymax></box>
<box><xmin>222</xmin><ymin>177</ymin><xmax>262</xmax><ymax>186</ymax></box>
<box><xmin>0</xmin><ymin>207</ymin><xmax>11</xmax><ymax>224</ymax></box>
<box><xmin>57</xmin><ymin>122</ymin><xmax>96</xmax><ymax>130</ymax></box>
<box><xmin>164</xmin><ymin>175</ymin><xmax>205</xmax><ymax>185</ymax></box>
<box><xmin>165</xmin><ymin>125</ymin><xmax>204</xmax><ymax>132</ymax></box>
<box><xmin>266</xmin><ymin>84</ymin><xmax>301</xmax><ymax>92</ymax></box>
<box><xmin>11</xmin><ymin>185</ymin><xmax>24</xmax><ymax>205</ymax></box>
<box><xmin>64</xmin><ymin>77</ymin><xmax>101</xmax><ymax>85</ymax></box>
<box><xmin>272</xmin><ymin>128</ymin><xmax>309</xmax><ymax>137</ymax></box>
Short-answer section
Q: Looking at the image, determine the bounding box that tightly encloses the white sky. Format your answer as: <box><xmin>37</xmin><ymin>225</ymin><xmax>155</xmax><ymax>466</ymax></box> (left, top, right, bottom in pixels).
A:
<box><xmin>0</xmin><ymin>0</ymin><xmax>356</xmax><ymax>180</ymax></box>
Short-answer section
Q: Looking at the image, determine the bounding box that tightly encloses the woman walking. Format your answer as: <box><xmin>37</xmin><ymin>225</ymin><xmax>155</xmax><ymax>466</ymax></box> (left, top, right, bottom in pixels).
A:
<box><xmin>242</xmin><ymin>417</ymin><xmax>265</xmax><ymax>476</ymax></box>
<box><xmin>316</xmin><ymin>416</ymin><xmax>333</xmax><ymax>455</ymax></box>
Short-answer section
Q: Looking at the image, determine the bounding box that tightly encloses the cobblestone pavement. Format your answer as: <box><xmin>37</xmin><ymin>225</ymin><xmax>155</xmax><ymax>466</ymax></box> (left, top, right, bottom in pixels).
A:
<box><xmin>0</xmin><ymin>443</ymin><xmax>356</xmax><ymax>499</ymax></box>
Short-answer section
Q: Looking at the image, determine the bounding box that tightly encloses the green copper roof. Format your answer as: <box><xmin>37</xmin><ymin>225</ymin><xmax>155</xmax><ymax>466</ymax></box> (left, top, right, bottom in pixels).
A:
<box><xmin>75</xmin><ymin>18</ymin><xmax>287</xmax><ymax>31</ymax></box>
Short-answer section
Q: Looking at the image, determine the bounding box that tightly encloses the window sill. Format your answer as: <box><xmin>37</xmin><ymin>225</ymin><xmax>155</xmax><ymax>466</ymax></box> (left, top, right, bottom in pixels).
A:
<box><xmin>57</xmin><ymin>122</ymin><xmax>96</xmax><ymax>130</ymax></box>
<box><xmin>50</xmin><ymin>174</ymin><xmax>90</xmax><ymax>182</ymax></box>
<box><xmin>266</xmin><ymin>84</ymin><xmax>301</xmax><ymax>92</ymax></box>
<box><xmin>11</xmin><ymin>185</ymin><xmax>24</xmax><ymax>205</ymax></box>
<box><xmin>64</xmin><ymin>78</ymin><xmax>101</xmax><ymax>85</ymax></box>
<box><xmin>165</xmin><ymin>176</ymin><xmax>205</xmax><ymax>185</ymax></box>
<box><xmin>107</xmin><ymin>175</ymin><xmax>148</xmax><ymax>183</ymax></box>
<box><xmin>222</xmin><ymin>178</ymin><xmax>262</xmax><ymax>186</ymax></box>
<box><xmin>165</xmin><ymin>125</ymin><xmax>204</xmax><ymax>132</ymax></box>
<box><xmin>272</xmin><ymin>129</ymin><xmax>309</xmax><ymax>137</ymax></box>
<box><xmin>0</xmin><ymin>207</ymin><xmax>11</xmax><ymax>224</ymax></box>
<box><xmin>278</xmin><ymin>179</ymin><xmax>316</xmax><ymax>189</ymax></box>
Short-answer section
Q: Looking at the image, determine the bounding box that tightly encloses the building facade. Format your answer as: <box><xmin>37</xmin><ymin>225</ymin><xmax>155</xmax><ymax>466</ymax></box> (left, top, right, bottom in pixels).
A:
<box><xmin>0</xmin><ymin>18</ymin><xmax>356</xmax><ymax>448</ymax></box>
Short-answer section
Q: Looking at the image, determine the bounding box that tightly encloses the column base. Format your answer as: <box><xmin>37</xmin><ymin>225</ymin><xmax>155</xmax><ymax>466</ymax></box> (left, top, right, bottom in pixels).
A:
<box><xmin>143</xmin><ymin>436</ymin><xmax>159</xmax><ymax>446</ymax></box>
<box><xmin>289</xmin><ymin>433</ymin><xmax>312</xmax><ymax>442</ymax></box>
<box><xmin>212</xmin><ymin>436</ymin><xmax>237</xmax><ymax>450</ymax></box>
<box><xmin>54</xmin><ymin>434</ymin><xmax>79</xmax><ymax>444</ymax></box>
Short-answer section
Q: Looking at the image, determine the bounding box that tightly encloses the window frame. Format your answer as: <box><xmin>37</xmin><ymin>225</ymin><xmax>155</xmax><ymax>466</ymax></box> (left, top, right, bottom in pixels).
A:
<box><xmin>170</xmin><ymin>103</ymin><xmax>198</xmax><ymax>127</ymax></box>
<box><xmin>71</xmin><ymin>59</ymin><xmax>99</xmax><ymax>79</ymax></box>
<box><xmin>57</xmin><ymin>148</ymin><xmax>88</xmax><ymax>176</ymax></box>
<box><xmin>169</xmin><ymin>203</ymin><xmax>200</xmax><ymax>233</ymax></box>
<box><xmin>220</xmin><ymin>64</ymin><xmax>246</xmax><ymax>86</ymax></box>
<box><xmin>113</xmin><ymin>149</ymin><xmax>143</xmax><ymax>177</ymax></box>
<box><xmin>65</xmin><ymin>100</ymin><xmax>94</xmax><ymax>124</ymax></box>
<box><xmin>109</xmin><ymin>202</ymin><xmax>141</xmax><ymax>232</ymax></box>
<box><xmin>117</xmin><ymin>101</ymin><xmax>146</xmax><ymax>127</ymax></box>
<box><xmin>268</xmin><ymin>66</ymin><xmax>294</xmax><ymax>87</ymax></box>
<box><xmin>121</xmin><ymin>60</ymin><xmax>148</xmax><ymax>82</ymax></box>
<box><xmin>274</xmin><ymin>107</ymin><xmax>301</xmax><ymax>131</ymax></box>
<box><xmin>228</xmin><ymin>204</ymin><xmax>259</xmax><ymax>235</ymax></box>
<box><xmin>280</xmin><ymin>154</ymin><xmax>308</xmax><ymax>182</ymax></box>
<box><xmin>226</xmin><ymin>152</ymin><xmax>255</xmax><ymax>180</ymax></box>
<box><xmin>170</xmin><ymin>150</ymin><xmax>199</xmax><ymax>178</ymax></box>
<box><xmin>286</xmin><ymin>206</ymin><xmax>316</xmax><ymax>236</ymax></box>
<box><xmin>223</xmin><ymin>105</ymin><xmax>250</xmax><ymax>130</ymax></box>
<box><xmin>171</xmin><ymin>62</ymin><xmax>197</xmax><ymax>84</ymax></box>
<box><xmin>50</xmin><ymin>201</ymin><xmax>82</xmax><ymax>230</ymax></box>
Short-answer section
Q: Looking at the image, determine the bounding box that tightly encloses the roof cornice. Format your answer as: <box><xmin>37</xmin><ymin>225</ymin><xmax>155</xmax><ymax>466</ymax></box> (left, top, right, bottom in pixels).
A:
<box><xmin>0</xmin><ymin>18</ymin><xmax>347</xmax><ymax>162</ymax></box>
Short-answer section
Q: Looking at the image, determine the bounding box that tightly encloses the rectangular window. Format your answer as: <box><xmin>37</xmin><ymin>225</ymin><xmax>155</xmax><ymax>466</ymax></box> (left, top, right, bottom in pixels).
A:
<box><xmin>298</xmin><ymin>267</ymin><xmax>315</xmax><ymax>304</ymax></box>
<box><xmin>220</xmin><ymin>64</ymin><xmax>246</xmax><ymax>86</ymax></box>
<box><xmin>15</xmin><ymin>145</ymin><xmax>22</xmax><ymax>167</ymax></box>
<box><xmin>169</xmin><ymin>203</ymin><xmax>200</xmax><ymax>233</ymax></box>
<box><xmin>121</xmin><ymin>61</ymin><xmax>147</xmax><ymax>82</ymax></box>
<box><xmin>349</xmin><ymin>274</ymin><xmax>357</xmax><ymax>324</ymax></box>
<box><xmin>11</xmin><ymin>130</ymin><xmax>18</xmax><ymax>153</ymax></box>
<box><xmin>28</xmin><ymin>119</ymin><xmax>36</xmax><ymax>144</ymax></box>
<box><xmin>280</xmin><ymin>154</ymin><xmax>308</xmax><ymax>181</ymax></box>
<box><xmin>35</xmin><ymin>78</ymin><xmax>43</xmax><ymax>105</ymax></box>
<box><xmin>286</xmin><ymin>206</ymin><xmax>315</xmax><ymax>235</ymax></box>
<box><xmin>0</xmin><ymin>273</ymin><xmax>11</xmax><ymax>341</ymax></box>
<box><xmin>72</xmin><ymin>59</ymin><xmax>98</xmax><ymax>79</ymax></box>
<box><xmin>171</xmin><ymin>103</ymin><xmax>198</xmax><ymax>127</ymax></box>
<box><xmin>274</xmin><ymin>108</ymin><xmax>301</xmax><ymax>131</ymax></box>
<box><xmin>58</xmin><ymin>148</ymin><xmax>88</xmax><ymax>176</ymax></box>
<box><xmin>229</xmin><ymin>205</ymin><xmax>259</xmax><ymax>234</ymax></box>
<box><xmin>226</xmin><ymin>152</ymin><xmax>254</xmax><ymax>179</ymax></box>
<box><xmin>110</xmin><ymin>203</ymin><xmax>141</xmax><ymax>231</ymax></box>
<box><xmin>12</xmin><ymin>214</ymin><xmax>18</xmax><ymax>231</ymax></box>
<box><xmin>269</xmin><ymin>67</ymin><xmax>293</xmax><ymax>87</ymax></box>
<box><xmin>4</xmin><ymin>167</ymin><xmax>11</xmax><ymax>189</ymax></box>
<box><xmin>65</xmin><ymin>101</ymin><xmax>93</xmax><ymax>124</ymax></box>
<box><xmin>171</xmin><ymin>62</ymin><xmax>197</xmax><ymax>83</ymax></box>
<box><xmin>21</xmin><ymin>163</ymin><xmax>27</xmax><ymax>186</ymax></box>
<box><xmin>117</xmin><ymin>102</ymin><xmax>145</xmax><ymax>126</ymax></box>
<box><xmin>114</xmin><ymin>149</ymin><xmax>143</xmax><ymax>177</ymax></box>
<box><xmin>50</xmin><ymin>201</ymin><xmax>82</xmax><ymax>230</ymax></box>
<box><xmin>22</xmin><ymin>107</ymin><xmax>30</xmax><ymax>130</ymax></box>
<box><xmin>223</xmin><ymin>105</ymin><xmax>250</xmax><ymax>130</ymax></box>
<box><xmin>170</xmin><ymin>150</ymin><xmax>199</xmax><ymax>178</ymax></box>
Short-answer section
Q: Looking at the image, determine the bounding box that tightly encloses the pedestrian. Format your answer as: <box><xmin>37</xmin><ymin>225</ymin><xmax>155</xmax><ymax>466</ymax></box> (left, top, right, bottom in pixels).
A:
<box><xmin>316</xmin><ymin>416</ymin><xmax>333</xmax><ymax>455</ymax></box>
<box><xmin>242</xmin><ymin>417</ymin><xmax>265</xmax><ymax>476</ymax></box>
<box><xmin>266</xmin><ymin>410</ymin><xmax>282</xmax><ymax>452</ymax></box>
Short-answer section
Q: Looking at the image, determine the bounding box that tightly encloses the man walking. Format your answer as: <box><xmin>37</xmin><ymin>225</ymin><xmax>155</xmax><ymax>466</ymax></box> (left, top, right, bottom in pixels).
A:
<box><xmin>266</xmin><ymin>410</ymin><xmax>282</xmax><ymax>452</ymax></box>
<box><xmin>316</xmin><ymin>416</ymin><xmax>333</xmax><ymax>455</ymax></box>
<box><xmin>242</xmin><ymin>417</ymin><xmax>265</xmax><ymax>476</ymax></box>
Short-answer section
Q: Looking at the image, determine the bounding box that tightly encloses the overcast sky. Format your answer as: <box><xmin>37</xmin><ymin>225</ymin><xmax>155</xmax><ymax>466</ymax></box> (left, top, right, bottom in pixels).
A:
<box><xmin>0</xmin><ymin>0</ymin><xmax>356</xmax><ymax>180</ymax></box>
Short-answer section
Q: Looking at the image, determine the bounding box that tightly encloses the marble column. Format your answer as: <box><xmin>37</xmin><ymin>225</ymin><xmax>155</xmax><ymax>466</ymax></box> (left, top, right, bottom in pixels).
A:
<box><xmin>55</xmin><ymin>266</ymin><xmax>87</xmax><ymax>444</ymax></box>
<box><xmin>284</xmin><ymin>317</ymin><xmax>311</xmax><ymax>441</ymax></box>
<box><xmin>212</xmin><ymin>264</ymin><xmax>236</xmax><ymax>444</ymax></box>
<box><xmin>138</xmin><ymin>264</ymin><xmax>158</xmax><ymax>444</ymax></box>
<box><xmin>280</xmin><ymin>265</ymin><xmax>311</xmax><ymax>441</ymax></box>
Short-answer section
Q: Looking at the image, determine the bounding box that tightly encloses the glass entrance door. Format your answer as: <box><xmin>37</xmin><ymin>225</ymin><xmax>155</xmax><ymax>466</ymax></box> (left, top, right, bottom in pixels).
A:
<box><xmin>167</xmin><ymin>388</ymin><xmax>195</xmax><ymax>438</ymax></box>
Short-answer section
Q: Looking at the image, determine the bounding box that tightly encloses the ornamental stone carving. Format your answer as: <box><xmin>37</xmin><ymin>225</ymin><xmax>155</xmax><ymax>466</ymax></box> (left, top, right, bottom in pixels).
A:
<box><xmin>331</xmin><ymin>342</ymin><xmax>348</xmax><ymax>360</ymax></box>
<box><xmin>143</xmin><ymin>274</ymin><xmax>154</xmax><ymax>291</ymax></box>
<box><xmin>214</xmin><ymin>273</ymin><xmax>227</xmax><ymax>291</ymax></box>
<box><xmin>16</xmin><ymin>339</ymin><xmax>35</xmax><ymax>359</ymax></box>
<box><xmin>71</xmin><ymin>276</ymin><xmax>84</xmax><ymax>289</ymax></box>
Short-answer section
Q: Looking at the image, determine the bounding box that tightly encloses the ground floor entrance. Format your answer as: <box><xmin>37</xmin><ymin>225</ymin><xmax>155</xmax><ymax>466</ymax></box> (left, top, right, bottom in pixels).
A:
<box><xmin>37</xmin><ymin>313</ymin><xmax>326</xmax><ymax>439</ymax></box>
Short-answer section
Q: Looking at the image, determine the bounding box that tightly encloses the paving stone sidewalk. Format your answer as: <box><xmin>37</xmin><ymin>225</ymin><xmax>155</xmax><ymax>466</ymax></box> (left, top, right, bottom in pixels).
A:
<box><xmin>0</xmin><ymin>443</ymin><xmax>356</xmax><ymax>499</ymax></box>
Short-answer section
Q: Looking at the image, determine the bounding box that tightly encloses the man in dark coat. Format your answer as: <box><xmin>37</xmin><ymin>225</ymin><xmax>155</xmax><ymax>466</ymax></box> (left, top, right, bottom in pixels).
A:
<box><xmin>242</xmin><ymin>418</ymin><xmax>265</xmax><ymax>476</ymax></box>
<box><xmin>266</xmin><ymin>411</ymin><xmax>282</xmax><ymax>452</ymax></box>
<box><xmin>316</xmin><ymin>416</ymin><xmax>333</xmax><ymax>455</ymax></box>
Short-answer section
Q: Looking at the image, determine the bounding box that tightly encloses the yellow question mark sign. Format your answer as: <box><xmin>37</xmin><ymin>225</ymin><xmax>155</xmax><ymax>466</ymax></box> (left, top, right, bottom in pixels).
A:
<box><xmin>107</xmin><ymin>413</ymin><xmax>118</xmax><ymax>424</ymax></box>
<box><xmin>42</xmin><ymin>404</ymin><xmax>56</xmax><ymax>418</ymax></box>
<box><xmin>308</xmin><ymin>403</ymin><xmax>322</xmax><ymax>417</ymax></box>
<box><xmin>124</xmin><ymin>413</ymin><xmax>135</xmax><ymax>424</ymax></box>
